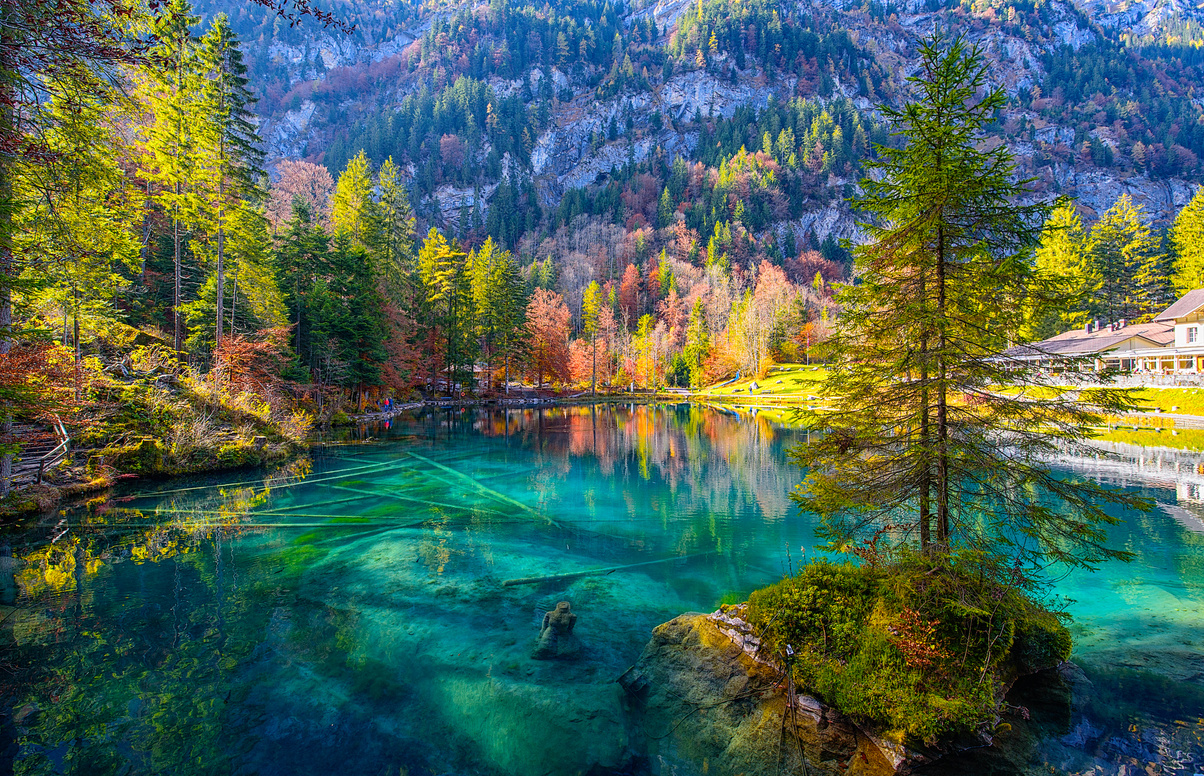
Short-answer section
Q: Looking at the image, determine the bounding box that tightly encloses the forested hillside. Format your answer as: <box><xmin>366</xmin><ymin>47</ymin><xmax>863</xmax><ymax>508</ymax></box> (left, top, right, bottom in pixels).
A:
<box><xmin>8</xmin><ymin>0</ymin><xmax>1204</xmax><ymax>504</ymax></box>
<box><xmin>187</xmin><ymin>0</ymin><xmax>1204</xmax><ymax>362</ymax></box>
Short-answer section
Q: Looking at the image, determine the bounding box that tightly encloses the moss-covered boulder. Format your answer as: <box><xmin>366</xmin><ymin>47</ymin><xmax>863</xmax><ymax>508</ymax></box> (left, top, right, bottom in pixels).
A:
<box><xmin>745</xmin><ymin>554</ymin><xmax>1071</xmax><ymax>748</ymax></box>
<box><xmin>621</xmin><ymin>611</ymin><xmax>904</xmax><ymax>775</ymax></box>
<box><xmin>105</xmin><ymin>437</ymin><xmax>167</xmax><ymax>475</ymax></box>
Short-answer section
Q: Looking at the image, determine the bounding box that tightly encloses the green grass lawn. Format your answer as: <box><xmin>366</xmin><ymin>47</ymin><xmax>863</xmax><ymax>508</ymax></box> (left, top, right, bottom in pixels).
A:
<box><xmin>1129</xmin><ymin>388</ymin><xmax>1204</xmax><ymax>416</ymax></box>
<box><xmin>695</xmin><ymin>367</ymin><xmax>1204</xmax><ymax>422</ymax></box>
<box><xmin>697</xmin><ymin>364</ymin><xmax>828</xmax><ymax>399</ymax></box>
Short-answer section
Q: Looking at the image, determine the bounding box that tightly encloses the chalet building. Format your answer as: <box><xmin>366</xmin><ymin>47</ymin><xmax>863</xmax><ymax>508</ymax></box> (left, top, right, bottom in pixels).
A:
<box><xmin>1006</xmin><ymin>289</ymin><xmax>1204</xmax><ymax>375</ymax></box>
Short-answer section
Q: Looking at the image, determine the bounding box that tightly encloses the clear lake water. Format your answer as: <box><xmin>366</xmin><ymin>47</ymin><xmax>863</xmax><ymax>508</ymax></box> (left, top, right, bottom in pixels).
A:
<box><xmin>1</xmin><ymin>403</ymin><xmax>1202</xmax><ymax>775</ymax></box>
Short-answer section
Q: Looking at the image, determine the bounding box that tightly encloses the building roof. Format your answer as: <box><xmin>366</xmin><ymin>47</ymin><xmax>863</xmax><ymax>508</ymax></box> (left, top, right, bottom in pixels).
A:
<box><xmin>1154</xmin><ymin>288</ymin><xmax>1204</xmax><ymax>322</ymax></box>
<box><xmin>1004</xmin><ymin>321</ymin><xmax>1173</xmax><ymax>359</ymax></box>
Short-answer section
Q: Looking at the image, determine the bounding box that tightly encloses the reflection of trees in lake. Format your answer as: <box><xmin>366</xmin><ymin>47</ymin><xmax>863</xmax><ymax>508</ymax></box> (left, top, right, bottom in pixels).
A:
<box><xmin>0</xmin><ymin>456</ymin><xmax>409</xmax><ymax>774</ymax></box>
<box><xmin>11</xmin><ymin>457</ymin><xmax>312</xmax><ymax>600</ymax></box>
<box><xmin>465</xmin><ymin>405</ymin><xmax>805</xmax><ymax>566</ymax></box>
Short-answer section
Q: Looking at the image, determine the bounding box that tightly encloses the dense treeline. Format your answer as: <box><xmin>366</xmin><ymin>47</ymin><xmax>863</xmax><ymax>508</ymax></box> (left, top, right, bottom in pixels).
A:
<box><xmin>670</xmin><ymin>0</ymin><xmax>888</xmax><ymax>96</ymax></box>
<box><xmin>1037</xmin><ymin>41</ymin><xmax>1204</xmax><ymax>178</ymax></box>
<box><xmin>1023</xmin><ymin>188</ymin><xmax>1204</xmax><ymax>340</ymax></box>
<box><xmin>10</xmin><ymin>0</ymin><xmax>833</xmax><ymax>489</ymax></box>
<box><xmin>323</xmin><ymin>76</ymin><xmax>539</xmax><ymax>191</ymax></box>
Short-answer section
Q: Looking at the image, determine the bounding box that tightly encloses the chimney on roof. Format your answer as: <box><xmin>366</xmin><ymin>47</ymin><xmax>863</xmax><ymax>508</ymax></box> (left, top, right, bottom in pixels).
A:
<box><xmin>1118</xmin><ymin>318</ymin><xmax>1126</xmax><ymax>329</ymax></box>
<box><xmin>1086</xmin><ymin>322</ymin><xmax>1095</xmax><ymax>334</ymax></box>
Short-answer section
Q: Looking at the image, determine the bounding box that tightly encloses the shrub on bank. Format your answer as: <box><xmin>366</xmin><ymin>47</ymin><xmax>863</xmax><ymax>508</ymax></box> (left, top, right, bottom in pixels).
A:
<box><xmin>745</xmin><ymin>551</ymin><xmax>1070</xmax><ymax>746</ymax></box>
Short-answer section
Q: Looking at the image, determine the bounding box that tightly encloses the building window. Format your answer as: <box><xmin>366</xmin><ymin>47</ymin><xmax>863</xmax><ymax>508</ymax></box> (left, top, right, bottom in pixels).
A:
<box><xmin>1191</xmin><ymin>326</ymin><xmax>1200</xmax><ymax>344</ymax></box>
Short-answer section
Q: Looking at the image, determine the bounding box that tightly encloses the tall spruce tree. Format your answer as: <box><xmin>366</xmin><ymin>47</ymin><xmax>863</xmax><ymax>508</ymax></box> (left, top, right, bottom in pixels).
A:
<box><xmin>372</xmin><ymin>156</ymin><xmax>416</xmax><ymax>284</ymax></box>
<box><xmin>417</xmin><ymin>228</ymin><xmax>471</xmax><ymax>394</ymax></box>
<box><xmin>1022</xmin><ymin>201</ymin><xmax>1095</xmax><ymax>341</ymax></box>
<box><xmin>683</xmin><ymin>297</ymin><xmax>710</xmax><ymax>387</ymax></box>
<box><xmin>196</xmin><ymin>13</ymin><xmax>264</xmax><ymax>351</ymax></box>
<box><xmin>1088</xmin><ymin>195</ymin><xmax>1164</xmax><ymax>322</ymax></box>
<box><xmin>468</xmin><ymin>237</ymin><xmax>500</xmax><ymax>390</ymax></box>
<box><xmin>795</xmin><ymin>33</ymin><xmax>1143</xmax><ymax>570</ymax></box>
<box><xmin>277</xmin><ymin>199</ymin><xmax>329</xmax><ymax>367</ymax></box>
<box><xmin>331</xmin><ymin>150</ymin><xmax>376</xmax><ymax>248</ymax></box>
<box><xmin>143</xmin><ymin>0</ymin><xmax>200</xmax><ymax>357</ymax></box>
<box><xmin>491</xmin><ymin>250</ymin><xmax>528</xmax><ymax>393</ymax></box>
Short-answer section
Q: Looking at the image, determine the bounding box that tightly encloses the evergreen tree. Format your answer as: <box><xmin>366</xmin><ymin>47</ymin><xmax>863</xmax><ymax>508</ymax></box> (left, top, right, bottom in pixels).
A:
<box><xmin>1170</xmin><ymin>187</ymin><xmax>1204</xmax><ymax>295</ymax></box>
<box><xmin>1022</xmin><ymin>201</ymin><xmax>1095</xmax><ymax>340</ymax></box>
<box><xmin>183</xmin><ymin>206</ymin><xmax>285</xmax><ymax>353</ymax></box>
<box><xmin>683</xmin><ymin>297</ymin><xmax>710</xmax><ymax>387</ymax></box>
<box><xmin>371</xmin><ymin>157</ymin><xmax>416</xmax><ymax>288</ymax></box>
<box><xmin>311</xmin><ymin>236</ymin><xmax>387</xmax><ymax>397</ymax></box>
<box><xmin>331</xmin><ymin>150</ymin><xmax>376</xmax><ymax>248</ymax></box>
<box><xmin>491</xmin><ymin>250</ymin><xmax>529</xmax><ymax>393</ymax></box>
<box><xmin>468</xmin><ymin>237</ymin><xmax>499</xmax><ymax>389</ymax></box>
<box><xmin>196</xmin><ymin>13</ymin><xmax>265</xmax><ymax>351</ymax></box>
<box><xmin>16</xmin><ymin>72</ymin><xmax>142</xmax><ymax>381</ymax></box>
<box><xmin>142</xmin><ymin>0</ymin><xmax>201</xmax><ymax>356</ymax></box>
<box><xmin>582</xmin><ymin>280</ymin><xmax>601</xmax><ymax>394</ymax></box>
<box><xmin>1088</xmin><ymin>195</ymin><xmax>1163</xmax><ymax>322</ymax></box>
<box><xmin>657</xmin><ymin>186</ymin><xmax>673</xmax><ymax>228</ymax></box>
<box><xmin>276</xmin><ymin>199</ymin><xmax>329</xmax><ymax>368</ymax></box>
<box><xmin>417</xmin><ymin>228</ymin><xmax>472</xmax><ymax>394</ymax></box>
<box><xmin>795</xmin><ymin>33</ymin><xmax>1142</xmax><ymax>569</ymax></box>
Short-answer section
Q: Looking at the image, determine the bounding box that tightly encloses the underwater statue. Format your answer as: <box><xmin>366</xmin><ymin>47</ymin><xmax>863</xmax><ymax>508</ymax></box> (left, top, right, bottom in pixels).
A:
<box><xmin>533</xmin><ymin>601</ymin><xmax>581</xmax><ymax>660</ymax></box>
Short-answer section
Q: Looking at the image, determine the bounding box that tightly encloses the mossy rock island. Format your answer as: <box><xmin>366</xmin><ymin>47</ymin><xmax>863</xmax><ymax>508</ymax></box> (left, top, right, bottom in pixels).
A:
<box><xmin>622</xmin><ymin>557</ymin><xmax>1072</xmax><ymax>774</ymax></box>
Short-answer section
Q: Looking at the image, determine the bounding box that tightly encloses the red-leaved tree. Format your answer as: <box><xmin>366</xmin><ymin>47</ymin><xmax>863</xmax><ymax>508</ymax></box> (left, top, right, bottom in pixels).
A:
<box><xmin>525</xmin><ymin>288</ymin><xmax>571</xmax><ymax>388</ymax></box>
<box><xmin>267</xmin><ymin>159</ymin><xmax>335</xmax><ymax>232</ymax></box>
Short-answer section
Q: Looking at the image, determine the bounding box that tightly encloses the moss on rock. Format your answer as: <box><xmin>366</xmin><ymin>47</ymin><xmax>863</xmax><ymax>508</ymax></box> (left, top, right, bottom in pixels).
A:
<box><xmin>746</xmin><ymin>553</ymin><xmax>1071</xmax><ymax>747</ymax></box>
<box><xmin>104</xmin><ymin>437</ymin><xmax>167</xmax><ymax>475</ymax></box>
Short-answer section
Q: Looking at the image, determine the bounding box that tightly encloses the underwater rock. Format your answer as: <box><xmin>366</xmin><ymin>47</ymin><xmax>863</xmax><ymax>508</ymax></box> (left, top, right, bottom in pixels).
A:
<box><xmin>622</xmin><ymin>607</ymin><xmax>1092</xmax><ymax>775</ymax></box>
<box><xmin>615</xmin><ymin>606</ymin><xmax>1084</xmax><ymax>774</ymax></box>
<box><xmin>533</xmin><ymin>601</ymin><xmax>582</xmax><ymax>660</ymax></box>
<box><xmin>621</xmin><ymin>609</ymin><xmax>907</xmax><ymax>775</ymax></box>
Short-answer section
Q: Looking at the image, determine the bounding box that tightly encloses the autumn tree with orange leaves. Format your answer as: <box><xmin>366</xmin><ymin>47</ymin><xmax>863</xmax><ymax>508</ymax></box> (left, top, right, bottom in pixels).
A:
<box><xmin>525</xmin><ymin>288</ymin><xmax>571</xmax><ymax>389</ymax></box>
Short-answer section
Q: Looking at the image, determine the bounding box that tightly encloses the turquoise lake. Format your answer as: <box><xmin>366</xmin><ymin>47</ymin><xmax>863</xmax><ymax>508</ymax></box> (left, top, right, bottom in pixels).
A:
<box><xmin>1</xmin><ymin>404</ymin><xmax>1202</xmax><ymax>775</ymax></box>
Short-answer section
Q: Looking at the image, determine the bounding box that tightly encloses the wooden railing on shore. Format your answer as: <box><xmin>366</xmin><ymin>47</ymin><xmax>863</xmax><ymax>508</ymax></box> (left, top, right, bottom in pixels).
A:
<box><xmin>13</xmin><ymin>417</ymin><xmax>69</xmax><ymax>487</ymax></box>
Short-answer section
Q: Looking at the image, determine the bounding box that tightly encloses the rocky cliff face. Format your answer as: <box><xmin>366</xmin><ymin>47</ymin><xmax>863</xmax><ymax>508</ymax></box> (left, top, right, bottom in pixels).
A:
<box><xmin>245</xmin><ymin>0</ymin><xmax>1199</xmax><ymax>238</ymax></box>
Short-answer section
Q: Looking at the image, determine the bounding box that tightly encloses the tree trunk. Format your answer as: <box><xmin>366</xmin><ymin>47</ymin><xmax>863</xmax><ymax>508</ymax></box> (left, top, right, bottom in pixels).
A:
<box><xmin>173</xmin><ymin>187</ymin><xmax>182</xmax><ymax>357</ymax></box>
<box><xmin>215</xmin><ymin>178</ymin><xmax>225</xmax><ymax>350</ymax></box>
<box><xmin>918</xmin><ymin>272</ymin><xmax>930</xmax><ymax>551</ymax></box>
<box><xmin>295</xmin><ymin>278</ymin><xmax>302</xmax><ymax>356</ymax></box>
<box><xmin>446</xmin><ymin>298</ymin><xmax>454</xmax><ymax>396</ymax></box>
<box><xmin>0</xmin><ymin>0</ymin><xmax>16</xmax><ymax>497</ymax></box>
<box><xmin>935</xmin><ymin>225</ymin><xmax>949</xmax><ymax>545</ymax></box>
<box><xmin>919</xmin><ymin>342</ymin><xmax>931</xmax><ymax>550</ymax></box>
<box><xmin>230</xmin><ymin>261</ymin><xmax>237</xmax><ymax>335</ymax></box>
<box><xmin>172</xmin><ymin>36</ymin><xmax>185</xmax><ymax>361</ymax></box>
<box><xmin>73</xmin><ymin>289</ymin><xmax>81</xmax><ymax>401</ymax></box>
